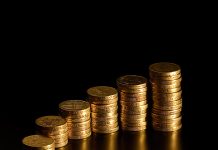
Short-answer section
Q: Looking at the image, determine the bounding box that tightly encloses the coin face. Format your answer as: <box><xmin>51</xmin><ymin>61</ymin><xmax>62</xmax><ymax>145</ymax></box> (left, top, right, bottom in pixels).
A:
<box><xmin>59</xmin><ymin>100</ymin><xmax>90</xmax><ymax>112</ymax></box>
<box><xmin>87</xmin><ymin>86</ymin><xmax>117</xmax><ymax>98</ymax></box>
<box><xmin>22</xmin><ymin>135</ymin><xmax>54</xmax><ymax>148</ymax></box>
<box><xmin>36</xmin><ymin>116</ymin><xmax>66</xmax><ymax>128</ymax></box>
<box><xmin>149</xmin><ymin>62</ymin><xmax>181</xmax><ymax>76</ymax></box>
<box><xmin>117</xmin><ymin>75</ymin><xmax>147</xmax><ymax>86</ymax></box>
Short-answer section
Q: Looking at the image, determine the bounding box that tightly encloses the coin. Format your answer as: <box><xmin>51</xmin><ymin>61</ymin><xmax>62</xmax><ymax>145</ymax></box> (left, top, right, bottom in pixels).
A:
<box><xmin>92</xmin><ymin>126</ymin><xmax>119</xmax><ymax>133</ymax></box>
<box><xmin>87</xmin><ymin>86</ymin><xmax>118</xmax><ymax>100</ymax></box>
<box><xmin>22</xmin><ymin>135</ymin><xmax>55</xmax><ymax>149</ymax></box>
<box><xmin>149</xmin><ymin>62</ymin><xmax>181</xmax><ymax>77</ymax></box>
<box><xmin>117</xmin><ymin>75</ymin><xmax>147</xmax><ymax>87</ymax></box>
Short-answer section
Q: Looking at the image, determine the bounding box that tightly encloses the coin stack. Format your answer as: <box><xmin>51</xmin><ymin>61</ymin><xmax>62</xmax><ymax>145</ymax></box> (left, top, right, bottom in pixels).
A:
<box><xmin>35</xmin><ymin>116</ymin><xmax>68</xmax><ymax>148</ymax></box>
<box><xmin>59</xmin><ymin>100</ymin><xmax>91</xmax><ymax>139</ymax></box>
<box><xmin>87</xmin><ymin>86</ymin><xmax>119</xmax><ymax>133</ymax></box>
<box><xmin>117</xmin><ymin>75</ymin><xmax>148</xmax><ymax>131</ymax></box>
<box><xmin>149</xmin><ymin>62</ymin><xmax>182</xmax><ymax>131</ymax></box>
<box><xmin>22</xmin><ymin>135</ymin><xmax>55</xmax><ymax>150</ymax></box>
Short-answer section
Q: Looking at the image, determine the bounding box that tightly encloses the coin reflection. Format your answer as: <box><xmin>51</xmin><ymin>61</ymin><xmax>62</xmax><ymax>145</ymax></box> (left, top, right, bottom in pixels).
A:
<box><xmin>92</xmin><ymin>131</ymin><xmax>119</xmax><ymax>150</ymax></box>
<box><xmin>56</xmin><ymin>136</ymin><xmax>91</xmax><ymax>150</ymax></box>
<box><xmin>121</xmin><ymin>130</ymin><xmax>148</xmax><ymax>150</ymax></box>
<box><xmin>152</xmin><ymin>129</ymin><xmax>182</xmax><ymax>150</ymax></box>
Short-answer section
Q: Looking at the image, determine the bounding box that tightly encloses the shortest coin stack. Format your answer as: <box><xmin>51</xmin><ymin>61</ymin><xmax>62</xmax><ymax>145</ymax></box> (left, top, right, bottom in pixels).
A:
<box><xmin>22</xmin><ymin>135</ymin><xmax>55</xmax><ymax>150</ymax></box>
<box><xmin>117</xmin><ymin>75</ymin><xmax>148</xmax><ymax>131</ymax></box>
<box><xmin>59</xmin><ymin>100</ymin><xmax>91</xmax><ymax>139</ymax></box>
<box><xmin>149</xmin><ymin>62</ymin><xmax>182</xmax><ymax>131</ymax></box>
<box><xmin>87</xmin><ymin>86</ymin><xmax>119</xmax><ymax>134</ymax></box>
<box><xmin>35</xmin><ymin>116</ymin><xmax>68</xmax><ymax>148</ymax></box>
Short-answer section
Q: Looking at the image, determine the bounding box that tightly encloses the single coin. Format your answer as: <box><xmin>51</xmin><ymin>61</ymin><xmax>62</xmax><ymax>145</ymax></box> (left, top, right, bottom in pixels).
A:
<box><xmin>117</xmin><ymin>75</ymin><xmax>147</xmax><ymax>87</ymax></box>
<box><xmin>59</xmin><ymin>100</ymin><xmax>90</xmax><ymax>114</ymax></box>
<box><xmin>87</xmin><ymin>86</ymin><xmax>118</xmax><ymax>100</ymax></box>
<box><xmin>149</xmin><ymin>62</ymin><xmax>181</xmax><ymax>76</ymax></box>
<box><xmin>22</xmin><ymin>135</ymin><xmax>55</xmax><ymax>149</ymax></box>
<box><xmin>36</xmin><ymin>116</ymin><xmax>66</xmax><ymax>129</ymax></box>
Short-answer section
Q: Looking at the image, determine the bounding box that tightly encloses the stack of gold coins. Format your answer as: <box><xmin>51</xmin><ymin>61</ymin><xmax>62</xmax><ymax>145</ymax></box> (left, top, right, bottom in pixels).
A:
<box><xmin>87</xmin><ymin>86</ymin><xmax>119</xmax><ymax>133</ymax></box>
<box><xmin>59</xmin><ymin>100</ymin><xmax>91</xmax><ymax>139</ymax></box>
<box><xmin>22</xmin><ymin>135</ymin><xmax>55</xmax><ymax>150</ymax></box>
<box><xmin>149</xmin><ymin>62</ymin><xmax>182</xmax><ymax>131</ymax></box>
<box><xmin>35</xmin><ymin>116</ymin><xmax>68</xmax><ymax>148</ymax></box>
<box><xmin>117</xmin><ymin>75</ymin><xmax>148</xmax><ymax>131</ymax></box>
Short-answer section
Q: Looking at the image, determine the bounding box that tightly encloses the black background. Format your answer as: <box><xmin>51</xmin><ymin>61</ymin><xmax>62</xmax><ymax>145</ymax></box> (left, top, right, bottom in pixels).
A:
<box><xmin>1</xmin><ymin>4</ymin><xmax>216</xmax><ymax>150</ymax></box>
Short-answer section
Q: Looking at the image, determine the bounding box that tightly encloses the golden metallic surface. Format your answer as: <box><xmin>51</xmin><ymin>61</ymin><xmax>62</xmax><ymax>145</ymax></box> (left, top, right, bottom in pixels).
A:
<box><xmin>92</xmin><ymin>122</ymin><xmax>118</xmax><ymax>130</ymax></box>
<box><xmin>153</xmin><ymin>98</ymin><xmax>182</xmax><ymax>106</ymax></box>
<box><xmin>91</xmin><ymin>115</ymin><xmax>118</xmax><ymax>121</ymax></box>
<box><xmin>153</xmin><ymin>103</ymin><xmax>182</xmax><ymax>110</ymax></box>
<box><xmin>120</xmin><ymin>100</ymin><xmax>147</xmax><ymax>106</ymax></box>
<box><xmin>92</xmin><ymin>118</ymin><xmax>118</xmax><ymax>126</ymax></box>
<box><xmin>121</xmin><ymin>107</ymin><xmax>147</xmax><ymax>115</ymax></box>
<box><xmin>69</xmin><ymin>131</ymin><xmax>92</xmax><ymax>139</ymax></box>
<box><xmin>91</xmin><ymin>103</ymin><xmax>117</xmax><ymax>109</ymax></box>
<box><xmin>67</xmin><ymin>119</ymin><xmax>90</xmax><ymax>129</ymax></box>
<box><xmin>152</xmin><ymin>90</ymin><xmax>182</xmax><ymax>101</ymax></box>
<box><xmin>152</xmin><ymin>116</ymin><xmax>182</xmax><ymax>123</ymax></box>
<box><xmin>91</xmin><ymin>106</ymin><xmax>118</xmax><ymax>113</ymax></box>
<box><xmin>118</xmin><ymin>87</ymin><xmax>147</xmax><ymax>93</ymax></box>
<box><xmin>121</xmin><ymin>125</ymin><xmax>146</xmax><ymax>131</ymax></box>
<box><xmin>117</xmin><ymin>75</ymin><xmax>147</xmax><ymax>87</ymax></box>
<box><xmin>151</xmin><ymin>81</ymin><xmax>181</xmax><ymax>89</ymax></box>
<box><xmin>152</xmin><ymin>108</ymin><xmax>182</xmax><ymax>115</ymax></box>
<box><xmin>64</xmin><ymin>115</ymin><xmax>90</xmax><ymax>123</ymax></box>
<box><xmin>68</xmin><ymin>128</ymin><xmax>91</xmax><ymax>135</ymax></box>
<box><xmin>152</xmin><ymin>86</ymin><xmax>181</xmax><ymax>93</ymax></box>
<box><xmin>22</xmin><ymin>135</ymin><xmax>55</xmax><ymax>149</ymax></box>
<box><xmin>36</xmin><ymin>116</ymin><xmax>66</xmax><ymax>129</ymax></box>
<box><xmin>150</xmin><ymin>73</ymin><xmax>181</xmax><ymax>80</ymax></box>
<box><xmin>150</xmin><ymin>77</ymin><xmax>182</xmax><ymax>85</ymax></box>
<box><xmin>121</xmin><ymin>104</ymin><xmax>148</xmax><ymax>111</ymax></box>
<box><xmin>59</xmin><ymin>100</ymin><xmax>90</xmax><ymax>114</ymax></box>
<box><xmin>91</xmin><ymin>111</ymin><xmax>118</xmax><ymax>118</ymax></box>
<box><xmin>121</xmin><ymin>117</ymin><xmax>146</xmax><ymax>123</ymax></box>
<box><xmin>121</xmin><ymin>121</ymin><xmax>147</xmax><ymax>127</ymax></box>
<box><xmin>38</xmin><ymin>125</ymin><xmax>68</xmax><ymax>136</ymax></box>
<box><xmin>87</xmin><ymin>86</ymin><xmax>118</xmax><ymax>99</ymax></box>
<box><xmin>153</xmin><ymin>124</ymin><xmax>182</xmax><ymax>131</ymax></box>
<box><xmin>152</xmin><ymin>113</ymin><xmax>181</xmax><ymax>120</ymax></box>
<box><xmin>120</xmin><ymin>113</ymin><xmax>147</xmax><ymax>120</ymax></box>
<box><xmin>149</xmin><ymin>62</ymin><xmax>181</xmax><ymax>76</ymax></box>
<box><xmin>92</xmin><ymin>126</ymin><xmax>119</xmax><ymax>133</ymax></box>
<box><xmin>55</xmin><ymin>140</ymin><xmax>68</xmax><ymax>148</ymax></box>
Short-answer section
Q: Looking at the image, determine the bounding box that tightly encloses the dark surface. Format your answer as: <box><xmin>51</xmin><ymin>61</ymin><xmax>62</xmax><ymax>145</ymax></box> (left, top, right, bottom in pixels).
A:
<box><xmin>2</xmin><ymin>48</ymin><xmax>208</xmax><ymax>150</ymax></box>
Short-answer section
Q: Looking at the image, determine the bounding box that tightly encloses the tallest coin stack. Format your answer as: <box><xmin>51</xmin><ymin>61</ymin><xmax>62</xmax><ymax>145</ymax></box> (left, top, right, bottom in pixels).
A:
<box><xmin>149</xmin><ymin>62</ymin><xmax>182</xmax><ymax>131</ymax></box>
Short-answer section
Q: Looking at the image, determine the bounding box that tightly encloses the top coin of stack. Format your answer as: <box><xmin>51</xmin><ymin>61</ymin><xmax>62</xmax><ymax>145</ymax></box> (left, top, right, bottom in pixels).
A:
<box><xmin>87</xmin><ymin>86</ymin><xmax>119</xmax><ymax>133</ymax></box>
<box><xmin>35</xmin><ymin>116</ymin><xmax>68</xmax><ymax>148</ymax></box>
<box><xmin>117</xmin><ymin>75</ymin><xmax>148</xmax><ymax>131</ymax></box>
<box><xmin>149</xmin><ymin>62</ymin><xmax>182</xmax><ymax>131</ymax></box>
<box><xmin>22</xmin><ymin>135</ymin><xmax>55</xmax><ymax>150</ymax></box>
<box><xmin>59</xmin><ymin>100</ymin><xmax>91</xmax><ymax>139</ymax></box>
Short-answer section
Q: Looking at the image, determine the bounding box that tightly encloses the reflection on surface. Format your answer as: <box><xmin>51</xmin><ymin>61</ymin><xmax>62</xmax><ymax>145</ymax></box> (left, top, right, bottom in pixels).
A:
<box><xmin>92</xmin><ymin>131</ymin><xmax>119</xmax><ymax>150</ymax></box>
<box><xmin>121</xmin><ymin>130</ymin><xmax>148</xmax><ymax>150</ymax></box>
<box><xmin>56</xmin><ymin>136</ymin><xmax>91</xmax><ymax>150</ymax></box>
<box><xmin>151</xmin><ymin>129</ymin><xmax>182</xmax><ymax>150</ymax></box>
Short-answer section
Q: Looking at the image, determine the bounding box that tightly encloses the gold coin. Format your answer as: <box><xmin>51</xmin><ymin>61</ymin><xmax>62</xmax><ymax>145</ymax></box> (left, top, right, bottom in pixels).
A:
<box><xmin>152</xmin><ymin>90</ymin><xmax>182</xmax><ymax>101</ymax></box>
<box><xmin>151</xmin><ymin>81</ymin><xmax>181</xmax><ymax>89</ymax></box>
<box><xmin>92</xmin><ymin>118</ymin><xmax>118</xmax><ymax>126</ymax></box>
<box><xmin>153</xmin><ymin>102</ymin><xmax>182</xmax><ymax>110</ymax></box>
<box><xmin>91</xmin><ymin>112</ymin><xmax>118</xmax><ymax>118</ymax></box>
<box><xmin>121</xmin><ymin>113</ymin><xmax>147</xmax><ymax>120</ymax></box>
<box><xmin>39</xmin><ymin>126</ymin><xmax>68</xmax><ymax>136</ymax></box>
<box><xmin>91</xmin><ymin>105</ymin><xmax>118</xmax><ymax>113</ymax></box>
<box><xmin>22</xmin><ymin>135</ymin><xmax>55</xmax><ymax>149</ymax></box>
<box><xmin>91</xmin><ymin>103</ymin><xmax>117</xmax><ymax>109</ymax></box>
<box><xmin>149</xmin><ymin>62</ymin><xmax>181</xmax><ymax>77</ymax></box>
<box><xmin>122</xmin><ymin>121</ymin><xmax>147</xmax><ymax>127</ymax></box>
<box><xmin>152</xmin><ymin>112</ymin><xmax>181</xmax><ymax>120</ymax></box>
<box><xmin>152</xmin><ymin>108</ymin><xmax>182</xmax><ymax>115</ymax></box>
<box><xmin>150</xmin><ymin>72</ymin><xmax>181</xmax><ymax>80</ymax></box>
<box><xmin>63</xmin><ymin>114</ymin><xmax>90</xmax><ymax>123</ymax></box>
<box><xmin>92</xmin><ymin>122</ymin><xmax>118</xmax><ymax>130</ymax></box>
<box><xmin>118</xmin><ymin>87</ymin><xmax>147</xmax><ymax>93</ymax></box>
<box><xmin>121</xmin><ymin>117</ymin><xmax>146</xmax><ymax>123</ymax></box>
<box><xmin>92</xmin><ymin>126</ymin><xmax>119</xmax><ymax>133</ymax></box>
<box><xmin>67</xmin><ymin>119</ymin><xmax>90</xmax><ymax>129</ymax></box>
<box><xmin>121</xmin><ymin>125</ymin><xmax>146</xmax><ymax>131</ymax></box>
<box><xmin>153</xmin><ymin>98</ymin><xmax>182</xmax><ymax>106</ymax></box>
<box><xmin>55</xmin><ymin>140</ymin><xmax>68</xmax><ymax>148</ymax></box>
<box><xmin>59</xmin><ymin>100</ymin><xmax>90</xmax><ymax>115</ymax></box>
<box><xmin>120</xmin><ymin>100</ymin><xmax>147</xmax><ymax>106</ymax></box>
<box><xmin>87</xmin><ymin>86</ymin><xmax>118</xmax><ymax>100</ymax></box>
<box><xmin>153</xmin><ymin>124</ymin><xmax>182</xmax><ymax>131</ymax></box>
<box><xmin>68</xmin><ymin>128</ymin><xmax>91</xmax><ymax>136</ymax></box>
<box><xmin>36</xmin><ymin>116</ymin><xmax>66</xmax><ymax>129</ymax></box>
<box><xmin>152</xmin><ymin>86</ymin><xmax>181</xmax><ymax>93</ymax></box>
<box><xmin>91</xmin><ymin>115</ymin><xmax>118</xmax><ymax>121</ymax></box>
<box><xmin>117</xmin><ymin>75</ymin><xmax>147</xmax><ymax>87</ymax></box>
<box><xmin>152</xmin><ymin>116</ymin><xmax>182</xmax><ymax>123</ymax></box>
<box><xmin>121</xmin><ymin>108</ymin><xmax>147</xmax><ymax>115</ymax></box>
<box><xmin>121</xmin><ymin>104</ymin><xmax>148</xmax><ymax>111</ymax></box>
<box><xmin>69</xmin><ymin>131</ymin><xmax>91</xmax><ymax>139</ymax></box>
<box><xmin>150</xmin><ymin>77</ymin><xmax>182</xmax><ymax>85</ymax></box>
